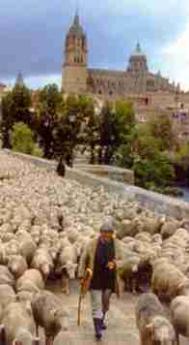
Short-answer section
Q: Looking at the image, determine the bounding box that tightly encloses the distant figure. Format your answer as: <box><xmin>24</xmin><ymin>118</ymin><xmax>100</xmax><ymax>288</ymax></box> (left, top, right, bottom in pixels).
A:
<box><xmin>78</xmin><ymin>218</ymin><xmax>124</xmax><ymax>341</ymax></box>
<box><xmin>56</xmin><ymin>156</ymin><xmax>65</xmax><ymax>177</ymax></box>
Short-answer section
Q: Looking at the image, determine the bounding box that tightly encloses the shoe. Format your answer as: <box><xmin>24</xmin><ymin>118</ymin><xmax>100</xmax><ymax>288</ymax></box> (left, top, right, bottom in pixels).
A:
<box><xmin>101</xmin><ymin>313</ymin><xmax>107</xmax><ymax>330</ymax></box>
<box><xmin>93</xmin><ymin>318</ymin><xmax>102</xmax><ymax>341</ymax></box>
<box><xmin>101</xmin><ymin>319</ymin><xmax>107</xmax><ymax>330</ymax></box>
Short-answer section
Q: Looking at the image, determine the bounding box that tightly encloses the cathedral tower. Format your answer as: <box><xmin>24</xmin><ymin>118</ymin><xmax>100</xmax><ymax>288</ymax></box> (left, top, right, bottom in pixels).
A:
<box><xmin>62</xmin><ymin>13</ymin><xmax>88</xmax><ymax>94</ymax></box>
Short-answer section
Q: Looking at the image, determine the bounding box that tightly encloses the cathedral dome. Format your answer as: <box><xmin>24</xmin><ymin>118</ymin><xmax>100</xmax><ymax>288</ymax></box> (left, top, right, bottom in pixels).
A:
<box><xmin>127</xmin><ymin>42</ymin><xmax>148</xmax><ymax>73</ymax></box>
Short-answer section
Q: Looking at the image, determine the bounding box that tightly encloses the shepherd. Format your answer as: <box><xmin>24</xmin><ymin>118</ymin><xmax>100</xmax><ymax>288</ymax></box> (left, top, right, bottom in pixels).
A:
<box><xmin>78</xmin><ymin>218</ymin><xmax>124</xmax><ymax>341</ymax></box>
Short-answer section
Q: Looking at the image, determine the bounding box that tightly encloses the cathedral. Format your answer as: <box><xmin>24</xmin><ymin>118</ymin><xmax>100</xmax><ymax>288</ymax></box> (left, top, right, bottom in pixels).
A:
<box><xmin>62</xmin><ymin>13</ymin><xmax>180</xmax><ymax>100</ymax></box>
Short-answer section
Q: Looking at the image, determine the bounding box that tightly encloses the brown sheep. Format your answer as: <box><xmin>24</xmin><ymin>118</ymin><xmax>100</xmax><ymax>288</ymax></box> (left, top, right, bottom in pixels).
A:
<box><xmin>31</xmin><ymin>290</ymin><xmax>69</xmax><ymax>345</ymax></box>
<box><xmin>136</xmin><ymin>293</ymin><xmax>176</xmax><ymax>345</ymax></box>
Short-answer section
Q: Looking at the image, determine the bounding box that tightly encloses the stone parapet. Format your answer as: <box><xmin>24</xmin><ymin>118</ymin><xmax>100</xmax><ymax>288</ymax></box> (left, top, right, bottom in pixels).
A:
<box><xmin>75</xmin><ymin>164</ymin><xmax>135</xmax><ymax>184</ymax></box>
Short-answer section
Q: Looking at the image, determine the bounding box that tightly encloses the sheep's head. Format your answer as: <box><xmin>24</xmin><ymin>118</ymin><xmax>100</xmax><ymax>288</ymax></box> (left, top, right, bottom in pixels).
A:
<box><xmin>146</xmin><ymin>317</ymin><xmax>176</xmax><ymax>345</ymax></box>
<box><xmin>14</xmin><ymin>328</ymin><xmax>33</xmax><ymax>345</ymax></box>
<box><xmin>64</xmin><ymin>262</ymin><xmax>77</xmax><ymax>279</ymax></box>
<box><xmin>53</xmin><ymin>307</ymin><xmax>69</xmax><ymax>331</ymax></box>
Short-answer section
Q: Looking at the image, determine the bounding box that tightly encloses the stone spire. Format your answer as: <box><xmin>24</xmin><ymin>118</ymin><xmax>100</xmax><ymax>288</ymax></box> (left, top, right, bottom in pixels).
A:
<box><xmin>15</xmin><ymin>72</ymin><xmax>24</xmax><ymax>87</ymax></box>
<box><xmin>64</xmin><ymin>11</ymin><xmax>87</xmax><ymax>67</ymax></box>
<box><xmin>136</xmin><ymin>42</ymin><xmax>141</xmax><ymax>54</ymax></box>
<box><xmin>62</xmin><ymin>10</ymin><xmax>88</xmax><ymax>94</ymax></box>
<box><xmin>73</xmin><ymin>11</ymin><xmax>80</xmax><ymax>26</ymax></box>
<box><xmin>68</xmin><ymin>11</ymin><xmax>84</xmax><ymax>36</ymax></box>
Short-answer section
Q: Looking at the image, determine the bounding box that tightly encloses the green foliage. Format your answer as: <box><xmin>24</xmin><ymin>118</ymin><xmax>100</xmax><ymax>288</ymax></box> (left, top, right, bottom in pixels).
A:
<box><xmin>133</xmin><ymin>152</ymin><xmax>175</xmax><ymax>189</ymax></box>
<box><xmin>34</xmin><ymin>84</ymin><xmax>64</xmax><ymax>158</ymax></box>
<box><xmin>11</xmin><ymin>84</ymin><xmax>31</xmax><ymax>123</ymax></box>
<box><xmin>114</xmin><ymin>100</ymin><xmax>135</xmax><ymax>142</ymax></box>
<box><xmin>1</xmin><ymin>85</ymin><xmax>32</xmax><ymax>148</ymax></box>
<box><xmin>148</xmin><ymin>114</ymin><xmax>176</xmax><ymax>151</ymax></box>
<box><xmin>173</xmin><ymin>142</ymin><xmax>189</xmax><ymax>174</ymax></box>
<box><xmin>98</xmin><ymin>100</ymin><xmax>135</xmax><ymax>164</ymax></box>
<box><xmin>116</xmin><ymin>119</ymin><xmax>175</xmax><ymax>191</ymax></box>
<box><xmin>11</xmin><ymin>122</ymin><xmax>42</xmax><ymax>157</ymax></box>
<box><xmin>38</xmin><ymin>84</ymin><xmax>63</xmax><ymax>117</ymax></box>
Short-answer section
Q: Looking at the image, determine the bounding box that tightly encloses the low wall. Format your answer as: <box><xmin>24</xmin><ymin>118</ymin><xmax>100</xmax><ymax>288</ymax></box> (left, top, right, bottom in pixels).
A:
<box><xmin>75</xmin><ymin>164</ymin><xmax>135</xmax><ymax>184</ymax></box>
<box><xmin>3</xmin><ymin>149</ymin><xmax>189</xmax><ymax>220</ymax></box>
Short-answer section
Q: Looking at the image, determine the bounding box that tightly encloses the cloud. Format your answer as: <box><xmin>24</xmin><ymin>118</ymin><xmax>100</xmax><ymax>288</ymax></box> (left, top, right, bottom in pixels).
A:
<box><xmin>159</xmin><ymin>22</ymin><xmax>189</xmax><ymax>91</ymax></box>
<box><xmin>0</xmin><ymin>0</ymin><xmax>189</xmax><ymax>89</ymax></box>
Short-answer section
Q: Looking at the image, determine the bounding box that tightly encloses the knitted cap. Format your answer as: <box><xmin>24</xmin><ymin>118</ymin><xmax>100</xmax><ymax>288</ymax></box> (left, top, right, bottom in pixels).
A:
<box><xmin>100</xmin><ymin>217</ymin><xmax>114</xmax><ymax>232</ymax></box>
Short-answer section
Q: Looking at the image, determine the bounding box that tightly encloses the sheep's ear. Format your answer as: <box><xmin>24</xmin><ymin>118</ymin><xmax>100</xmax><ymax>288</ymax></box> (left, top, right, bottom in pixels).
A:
<box><xmin>26</xmin><ymin>301</ymin><xmax>32</xmax><ymax>316</ymax></box>
<box><xmin>145</xmin><ymin>323</ymin><xmax>153</xmax><ymax>333</ymax></box>
<box><xmin>13</xmin><ymin>340</ymin><xmax>22</xmax><ymax>345</ymax></box>
<box><xmin>146</xmin><ymin>322</ymin><xmax>153</xmax><ymax>330</ymax></box>
<box><xmin>50</xmin><ymin>308</ymin><xmax>57</xmax><ymax>318</ymax></box>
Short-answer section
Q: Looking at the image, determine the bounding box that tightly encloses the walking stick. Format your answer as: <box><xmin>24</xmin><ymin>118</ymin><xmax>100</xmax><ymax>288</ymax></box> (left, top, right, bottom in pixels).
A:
<box><xmin>77</xmin><ymin>286</ymin><xmax>83</xmax><ymax>327</ymax></box>
<box><xmin>77</xmin><ymin>268</ymin><xmax>92</xmax><ymax>327</ymax></box>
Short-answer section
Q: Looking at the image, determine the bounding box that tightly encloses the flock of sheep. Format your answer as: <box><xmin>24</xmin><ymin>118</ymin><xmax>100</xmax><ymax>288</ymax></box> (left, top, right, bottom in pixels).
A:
<box><xmin>0</xmin><ymin>152</ymin><xmax>189</xmax><ymax>345</ymax></box>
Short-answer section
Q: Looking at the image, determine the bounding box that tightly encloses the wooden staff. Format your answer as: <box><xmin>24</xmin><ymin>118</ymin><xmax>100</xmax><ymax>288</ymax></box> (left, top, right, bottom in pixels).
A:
<box><xmin>0</xmin><ymin>325</ymin><xmax>6</xmax><ymax>345</ymax></box>
<box><xmin>77</xmin><ymin>268</ymin><xmax>93</xmax><ymax>327</ymax></box>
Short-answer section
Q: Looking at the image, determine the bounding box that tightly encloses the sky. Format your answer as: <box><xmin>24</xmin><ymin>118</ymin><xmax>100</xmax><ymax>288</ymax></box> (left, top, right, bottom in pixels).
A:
<box><xmin>1</xmin><ymin>0</ymin><xmax>189</xmax><ymax>90</ymax></box>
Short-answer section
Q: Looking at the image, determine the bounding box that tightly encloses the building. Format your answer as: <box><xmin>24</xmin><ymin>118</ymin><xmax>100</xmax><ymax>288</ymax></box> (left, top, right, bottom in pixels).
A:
<box><xmin>62</xmin><ymin>13</ymin><xmax>180</xmax><ymax>101</ymax></box>
<box><xmin>62</xmin><ymin>13</ymin><xmax>189</xmax><ymax>143</ymax></box>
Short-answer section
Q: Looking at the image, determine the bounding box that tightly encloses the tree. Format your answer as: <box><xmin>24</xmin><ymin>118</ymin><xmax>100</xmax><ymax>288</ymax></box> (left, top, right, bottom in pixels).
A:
<box><xmin>133</xmin><ymin>153</ymin><xmax>174</xmax><ymax>190</ymax></box>
<box><xmin>10</xmin><ymin>84</ymin><xmax>32</xmax><ymax>124</ymax></box>
<box><xmin>172</xmin><ymin>143</ymin><xmax>189</xmax><ymax>185</ymax></box>
<box><xmin>1</xmin><ymin>92</ymin><xmax>14</xmax><ymax>148</ymax></box>
<box><xmin>116</xmin><ymin>121</ymin><xmax>175</xmax><ymax>191</ymax></box>
<box><xmin>148</xmin><ymin>114</ymin><xmax>176</xmax><ymax>151</ymax></box>
<box><xmin>35</xmin><ymin>84</ymin><xmax>63</xmax><ymax>158</ymax></box>
<box><xmin>11</xmin><ymin>122</ymin><xmax>42</xmax><ymax>157</ymax></box>
<box><xmin>76</xmin><ymin>96</ymin><xmax>98</xmax><ymax>163</ymax></box>
<box><xmin>98</xmin><ymin>100</ymin><xmax>135</xmax><ymax>165</ymax></box>
<box><xmin>98</xmin><ymin>102</ymin><xmax>114</xmax><ymax>164</ymax></box>
<box><xmin>1</xmin><ymin>84</ymin><xmax>32</xmax><ymax>148</ymax></box>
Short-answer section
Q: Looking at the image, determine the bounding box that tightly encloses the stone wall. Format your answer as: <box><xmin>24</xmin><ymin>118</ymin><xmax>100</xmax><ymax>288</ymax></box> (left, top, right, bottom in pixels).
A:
<box><xmin>3</xmin><ymin>150</ymin><xmax>189</xmax><ymax>220</ymax></box>
<box><xmin>75</xmin><ymin>164</ymin><xmax>135</xmax><ymax>184</ymax></box>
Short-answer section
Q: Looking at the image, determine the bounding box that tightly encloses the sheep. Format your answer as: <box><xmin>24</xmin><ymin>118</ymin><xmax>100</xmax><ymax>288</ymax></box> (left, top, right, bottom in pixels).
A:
<box><xmin>8</xmin><ymin>255</ymin><xmax>28</xmax><ymax>279</ymax></box>
<box><xmin>118</xmin><ymin>253</ymin><xmax>141</xmax><ymax>293</ymax></box>
<box><xmin>56</xmin><ymin>246</ymin><xmax>77</xmax><ymax>295</ymax></box>
<box><xmin>151</xmin><ymin>261</ymin><xmax>188</xmax><ymax>301</ymax></box>
<box><xmin>16</xmin><ymin>269</ymin><xmax>45</xmax><ymax>295</ymax></box>
<box><xmin>160</xmin><ymin>220</ymin><xmax>181</xmax><ymax>239</ymax></box>
<box><xmin>0</xmin><ymin>265</ymin><xmax>14</xmax><ymax>287</ymax></box>
<box><xmin>136</xmin><ymin>292</ymin><xmax>176</xmax><ymax>345</ymax></box>
<box><xmin>31</xmin><ymin>290</ymin><xmax>69</xmax><ymax>345</ymax></box>
<box><xmin>19</xmin><ymin>236</ymin><xmax>37</xmax><ymax>264</ymax></box>
<box><xmin>31</xmin><ymin>247</ymin><xmax>54</xmax><ymax>280</ymax></box>
<box><xmin>1</xmin><ymin>301</ymin><xmax>35</xmax><ymax>345</ymax></box>
<box><xmin>170</xmin><ymin>295</ymin><xmax>189</xmax><ymax>344</ymax></box>
<box><xmin>0</xmin><ymin>284</ymin><xmax>16</xmax><ymax>310</ymax></box>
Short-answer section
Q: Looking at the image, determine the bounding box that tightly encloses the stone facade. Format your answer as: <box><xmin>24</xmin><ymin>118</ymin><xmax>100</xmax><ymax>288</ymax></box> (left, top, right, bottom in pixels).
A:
<box><xmin>62</xmin><ymin>13</ymin><xmax>189</xmax><ymax>143</ymax></box>
<box><xmin>62</xmin><ymin>14</ymin><xmax>180</xmax><ymax>99</ymax></box>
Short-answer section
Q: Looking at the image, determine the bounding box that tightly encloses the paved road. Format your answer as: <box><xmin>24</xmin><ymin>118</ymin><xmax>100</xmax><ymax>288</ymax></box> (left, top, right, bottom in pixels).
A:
<box><xmin>47</xmin><ymin>280</ymin><xmax>188</xmax><ymax>345</ymax></box>
<box><xmin>48</xmin><ymin>280</ymin><xmax>139</xmax><ymax>345</ymax></box>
